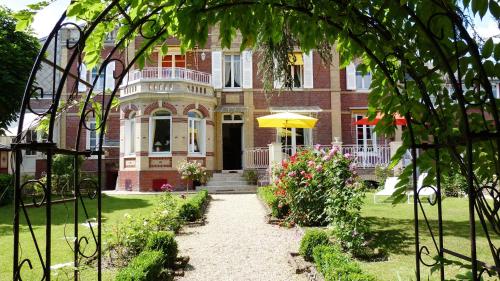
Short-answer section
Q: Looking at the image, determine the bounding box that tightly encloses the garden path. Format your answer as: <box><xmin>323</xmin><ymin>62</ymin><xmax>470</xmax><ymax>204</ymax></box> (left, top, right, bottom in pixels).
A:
<box><xmin>175</xmin><ymin>194</ymin><xmax>307</xmax><ymax>281</ymax></box>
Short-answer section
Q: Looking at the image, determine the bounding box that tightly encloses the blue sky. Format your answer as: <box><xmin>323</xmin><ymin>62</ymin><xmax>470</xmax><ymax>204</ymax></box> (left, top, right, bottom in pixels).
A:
<box><xmin>1</xmin><ymin>0</ymin><xmax>498</xmax><ymax>42</ymax></box>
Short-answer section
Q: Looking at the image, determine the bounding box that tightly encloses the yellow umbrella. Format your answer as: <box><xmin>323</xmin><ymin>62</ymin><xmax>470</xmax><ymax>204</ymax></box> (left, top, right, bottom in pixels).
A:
<box><xmin>256</xmin><ymin>112</ymin><xmax>318</xmax><ymax>129</ymax></box>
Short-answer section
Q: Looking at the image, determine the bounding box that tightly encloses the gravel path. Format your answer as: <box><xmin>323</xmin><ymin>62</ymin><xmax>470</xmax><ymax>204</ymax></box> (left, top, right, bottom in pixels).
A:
<box><xmin>175</xmin><ymin>194</ymin><xmax>307</xmax><ymax>281</ymax></box>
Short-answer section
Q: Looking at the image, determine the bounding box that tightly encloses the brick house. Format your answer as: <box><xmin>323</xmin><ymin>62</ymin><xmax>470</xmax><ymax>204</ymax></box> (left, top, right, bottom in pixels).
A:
<box><xmin>9</xmin><ymin>27</ymin><xmax>427</xmax><ymax>190</ymax></box>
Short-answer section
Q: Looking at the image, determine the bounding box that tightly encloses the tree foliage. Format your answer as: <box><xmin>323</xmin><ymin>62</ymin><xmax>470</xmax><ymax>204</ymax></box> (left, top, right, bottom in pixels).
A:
<box><xmin>0</xmin><ymin>7</ymin><xmax>39</xmax><ymax>135</ymax></box>
<box><xmin>15</xmin><ymin>0</ymin><xmax>500</xmax><ymax>202</ymax></box>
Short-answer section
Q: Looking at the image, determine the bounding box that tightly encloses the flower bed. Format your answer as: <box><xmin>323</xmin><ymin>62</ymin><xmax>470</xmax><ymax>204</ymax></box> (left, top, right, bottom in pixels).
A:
<box><xmin>109</xmin><ymin>190</ymin><xmax>209</xmax><ymax>280</ymax></box>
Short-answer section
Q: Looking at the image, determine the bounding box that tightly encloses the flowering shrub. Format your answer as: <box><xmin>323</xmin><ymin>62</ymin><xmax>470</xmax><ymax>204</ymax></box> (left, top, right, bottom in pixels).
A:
<box><xmin>177</xmin><ymin>160</ymin><xmax>209</xmax><ymax>184</ymax></box>
<box><xmin>160</xmin><ymin>183</ymin><xmax>173</xmax><ymax>192</ymax></box>
<box><xmin>272</xmin><ymin>145</ymin><xmax>367</xmax><ymax>251</ymax></box>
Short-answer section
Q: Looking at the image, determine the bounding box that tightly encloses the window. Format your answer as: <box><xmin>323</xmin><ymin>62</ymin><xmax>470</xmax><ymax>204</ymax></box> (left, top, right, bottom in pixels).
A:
<box><xmin>289</xmin><ymin>53</ymin><xmax>304</xmax><ymax>88</ymax></box>
<box><xmin>25</xmin><ymin>130</ymin><xmax>37</xmax><ymax>156</ymax></box>
<box><xmin>188</xmin><ymin>111</ymin><xmax>205</xmax><ymax>154</ymax></box>
<box><xmin>161</xmin><ymin>54</ymin><xmax>186</xmax><ymax>68</ymax></box>
<box><xmin>355</xmin><ymin>115</ymin><xmax>377</xmax><ymax>148</ymax></box>
<box><xmin>125</xmin><ymin>113</ymin><xmax>136</xmax><ymax>155</ymax></box>
<box><xmin>224</xmin><ymin>54</ymin><xmax>241</xmax><ymax>88</ymax></box>
<box><xmin>355</xmin><ymin>67</ymin><xmax>372</xmax><ymax>90</ymax></box>
<box><xmin>277</xmin><ymin>127</ymin><xmax>312</xmax><ymax>155</ymax></box>
<box><xmin>86</xmin><ymin>121</ymin><xmax>99</xmax><ymax>151</ymax></box>
<box><xmin>222</xmin><ymin>113</ymin><xmax>243</xmax><ymax>122</ymax></box>
<box><xmin>91</xmin><ymin>67</ymin><xmax>104</xmax><ymax>90</ymax></box>
<box><xmin>150</xmin><ymin>110</ymin><xmax>172</xmax><ymax>153</ymax></box>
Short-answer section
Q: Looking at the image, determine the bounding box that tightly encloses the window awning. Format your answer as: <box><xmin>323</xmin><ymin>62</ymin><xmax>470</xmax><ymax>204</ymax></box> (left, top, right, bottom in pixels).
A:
<box><xmin>288</xmin><ymin>53</ymin><xmax>303</xmax><ymax>65</ymax></box>
<box><xmin>269</xmin><ymin>106</ymin><xmax>322</xmax><ymax>113</ymax></box>
<box><xmin>214</xmin><ymin>105</ymin><xmax>248</xmax><ymax>113</ymax></box>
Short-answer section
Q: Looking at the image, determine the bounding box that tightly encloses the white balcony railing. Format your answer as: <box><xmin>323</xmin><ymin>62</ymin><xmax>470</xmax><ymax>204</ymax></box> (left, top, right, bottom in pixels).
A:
<box><xmin>244</xmin><ymin>147</ymin><xmax>270</xmax><ymax>169</ymax></box>
<box><xmin>341</xmin><ymin>145</ymin><xmax>391</xmax><ymax>168</ymax></box>
<box><xmin>131</xmin><ymin>67</ymin><xmax>212</xmax><ymax>85</ymax></box>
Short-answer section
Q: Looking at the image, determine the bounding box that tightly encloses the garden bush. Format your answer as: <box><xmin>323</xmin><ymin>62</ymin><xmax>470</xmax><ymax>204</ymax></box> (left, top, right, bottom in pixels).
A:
<box><xmin>0</xmin><ymin>173</ymin><xmax>13</xmax><ymax>206</ymax></box>
<box><xmin>312</xmin><ymin>245</ymin><xmax>377</xmax><ymax>281</ymax></box>
<box><xmin>243</xmin><ymin>169</ymin><xmax>258</xmax><ymax>185</ymax></box>
<box><xmin>257</xmin><ymin>185</ymin><xmax>289</xmax><ymax>218</ymax></box>
<box><xmin>299</xmin><ymin>229</ymin><xmax>330</xmax><ymax>261</ymax></box>
<box><xmin>146</xmin><ymin>231</ymin><xmax>178</xmax><ymax>267</ymax></box>
<box><xmin>115</xmin><ymin>250</ymin><xmax>165</xmax><ymax>281</ymax></box>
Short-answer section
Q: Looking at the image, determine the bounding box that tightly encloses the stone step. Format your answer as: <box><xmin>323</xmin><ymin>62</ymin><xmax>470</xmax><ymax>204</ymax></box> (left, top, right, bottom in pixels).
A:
<box><xmin>205</xmin><ymin>180</ymin><xmax>249</xmax><ymax>187</ymax></box>
<box><xmin>210</xmin><ymin>176</ymin><xmax>246</xmax><ymax>181</ymax></box>
<box><xmin>197</xmin><ymin>185</ymin><xmax>257</xmax><ymax>194</ymax></box>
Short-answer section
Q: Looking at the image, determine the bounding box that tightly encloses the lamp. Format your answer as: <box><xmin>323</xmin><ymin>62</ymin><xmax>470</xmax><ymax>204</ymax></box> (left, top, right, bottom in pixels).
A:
<box><xmin>200</xmin><ymin>52</ymin><xmax>206</xmax><ymax>61</ymax></box>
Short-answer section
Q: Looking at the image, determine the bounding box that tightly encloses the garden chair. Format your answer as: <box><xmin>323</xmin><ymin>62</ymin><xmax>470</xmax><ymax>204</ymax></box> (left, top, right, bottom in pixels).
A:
<box><xmin>407</xmin><ymin>173</ymin><xmax>436</xmax><ymax>204</ymax></box>
<box><xmin>373</xmin><ymin>177</ymin><xmax>400</xmax><ymax>204</ymax></box>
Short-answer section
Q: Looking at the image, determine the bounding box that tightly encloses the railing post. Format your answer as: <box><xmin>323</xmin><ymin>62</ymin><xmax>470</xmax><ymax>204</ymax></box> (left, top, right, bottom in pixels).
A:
<box><xmin>390</xmin><ymin>141</ymin><xmax>403</xmax><ymax>174</ymax></box>
<box><xmin>268</xmin><ymin>142</ymin><xmax>282</xmax><ymax>182</ymax></box>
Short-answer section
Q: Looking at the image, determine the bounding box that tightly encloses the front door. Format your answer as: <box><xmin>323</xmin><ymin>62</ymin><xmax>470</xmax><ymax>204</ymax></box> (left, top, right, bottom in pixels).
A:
<box><xmin>222</xmin><ymin>123</ymin><xmax>243</xmax><ymax>170</ymax></box>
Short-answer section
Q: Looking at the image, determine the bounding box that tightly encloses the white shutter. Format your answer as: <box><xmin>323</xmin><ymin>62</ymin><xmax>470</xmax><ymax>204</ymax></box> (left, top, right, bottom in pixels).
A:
<box><xmin>211</xmin><ymin>51</ymin><xmax>222</xmax><ymax>89</ymax></box>
<box><xmin>202</xmin><ymin>119</ymin><xmax>207</xmax><ymax>155</ymax></box>
<box><xmin>346</xmin><ymin>62</ymin><xmax>356</xmax><ymax>90</ymax></box>
<box><xmin>303</xmin><ymin>51</ymin><xmax>313</xmax><ymax>88</ymax></box>
<box><xmin>273</xmin><ymin>58</ymin><xmax>283</xmax><ymax>89</ymax></box>
<box><xmin>78</xmin><ymin>63</ymin><xmax>87</xmax><ymax>92</ymax></box>
<box><xmin>242</xmin><ymin>50</ymin><xmax>253</xmax><ymax>88</ymax></box>
<box><xmin>105</xmin><ymin>61</ymin><xmax>116</xmax><ymax>91</ymax></box>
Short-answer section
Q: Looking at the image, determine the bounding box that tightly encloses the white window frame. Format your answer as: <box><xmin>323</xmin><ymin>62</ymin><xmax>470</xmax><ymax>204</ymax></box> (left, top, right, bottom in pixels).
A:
<box><xmin>276</xmin><ymin>127</ymin><xmax>313</xmax><ymax>154</ymax></box>
<box><xmin>224</xmin><ymin>54</ymin><xmax>242</xmax><ymax>90</ymax></box>
<box><xmin>125</xmin><ymin>113</ymin><xmax>136</xmax><ymax>156</ymax></box>
<box><xmin>149</xmin><ymin>110</ymin><xmax>172</xmax><ymax>155</ymax></box>
<box><xmin>91</xmin><ymin>67</ymin><xmax>104</xmax><ymax>91</ymax></box>
<box><xmin>222</xmin><ymin>113</ymin><xmax>244</xmax><ymax>123</ymax></box>
<box><xmin>355</xmin><ymin>67</ymin><xmax>372</xmax><ymax>91</ymax></box>
<box><xmin>188</xmin><ymin>111</ymin><xmax>206</xmax><ymax>156</ymax></box>
<box><xmin>354</xmin><ymin>114</ymin><xmax>377</xmax><ymax>150</ymax></box>
<box><xmin>86</xmin><ymin>120</ymin><xmax>100</xmax><ymax>151</ymax></box>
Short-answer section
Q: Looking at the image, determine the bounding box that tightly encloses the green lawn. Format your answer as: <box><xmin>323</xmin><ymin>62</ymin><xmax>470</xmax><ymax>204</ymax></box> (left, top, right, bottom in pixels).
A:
<box><xmin>0</xmin><ymin>194</ymin><xmax>162</xmax><ymax>280</ymax></box>
<box><xmin>360</xmin><ymin>193</ymin><xmax>499</xmax><ymax>280</ymax></box>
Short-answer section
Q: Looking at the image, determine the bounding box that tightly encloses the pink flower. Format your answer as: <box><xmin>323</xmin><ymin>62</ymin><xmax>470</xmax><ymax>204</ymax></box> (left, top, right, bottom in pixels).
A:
<box><xmin>315</xmin><ymin>165</ymin><xmax>323</xmax><ymax>172</ymax></box>
<box><xmin>344</xmin><ymin>152</ymin><xmax>351</xmax><ymax>159</ymax></box>
<box><xmin>161</xmin><ymin>183</ymin><xmax>173</xmax><ymax>192</ymax></box>
<box><xmin>288</xmin><ymin>171</ymin><xmax>297</xmax><ymax>177</ymax></box>
<box><xmin>274</xmin><ymin>179</ymin><xmax>280</xmax><ymax>185</ymax></box>
<box><xmin>314</xmin><ymin>144</ymin><xmax>321</xmax><ymax>151</ymax></box>
<box><xmin>300</xmin><ymin>170</ymin><xmax>306</xmax><ymax>176</ymax></box>
<box><xmin>322</xmin><ymin>155</ymin><xmax>330</xmax><ymax>161</ymax></box>
<box><xmin>349</xmin><ymin>163</ymin><xmax>356</xmax><ymax>171</ymax></box>
<box><xmin>329</xmin><ymin>147</ymin><xmax>338</xmax><ymax>156</ymax></box>
<box><xmin>307</xmin><ymin>160</ymin><xmax>315</xmax><ymax>167</ymax></box>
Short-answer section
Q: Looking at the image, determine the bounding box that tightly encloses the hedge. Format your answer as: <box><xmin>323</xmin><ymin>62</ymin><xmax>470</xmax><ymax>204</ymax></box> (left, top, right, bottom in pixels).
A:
<box><xmin>146</xmin><ymin>231</ymin><xmax>178</xmax><ymax>267</ymax></box>
<box><xmin>0</xmin><ymin>174</ymin><xmax>13</xmax><ymax>206</ymax></box>
<box><xmin>312</xmin><ymin>245</ymin><xmax>377</xmax><ymax>281</ymax></box>
<box><xmin>257</xmin><ymin>185</ymin><xmax>288</xmax><ymax>218</ymax></box>
<box><xmin>178</xmin><ymin>189</ymin><xmax>208</xmax><ymax>222</ymax></box>
<box><xmin>299</xmin><ymin>229</ymin><xmax>330</xmax><ymax>261</ymax></box>
<box><xmin>115</xmin><ymin>250</ymin><xmax>165</xmax><ymax>281</ymax></box>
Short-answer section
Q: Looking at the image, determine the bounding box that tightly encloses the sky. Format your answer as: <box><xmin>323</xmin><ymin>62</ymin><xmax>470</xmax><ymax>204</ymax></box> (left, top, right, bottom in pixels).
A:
<box><xmin>0</xmin><ymin>0</ymin><xmax>498</xmax><ymax>41</ymax></box>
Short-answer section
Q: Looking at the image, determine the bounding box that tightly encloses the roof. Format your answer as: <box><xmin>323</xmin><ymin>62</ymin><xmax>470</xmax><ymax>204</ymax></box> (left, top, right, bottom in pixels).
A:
<box><xmin>5</xmin><ymin>113</ymin><xmax>41</xmax><ymax>137</ymax></box>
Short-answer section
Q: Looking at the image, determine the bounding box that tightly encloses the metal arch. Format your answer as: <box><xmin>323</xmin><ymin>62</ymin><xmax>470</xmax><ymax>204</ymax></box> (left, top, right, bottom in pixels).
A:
<box><xmin>10</xmin><ymin>1</ymin><xmax>174</xmax><ymax>280</ymax></box>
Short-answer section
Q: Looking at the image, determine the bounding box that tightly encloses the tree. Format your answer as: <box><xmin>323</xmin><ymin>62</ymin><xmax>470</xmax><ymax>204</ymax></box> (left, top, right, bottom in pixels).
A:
<box><xmin>0</xmin><ymin>7</ymin><xmax>39</xmax><ymax>135</ymax></box>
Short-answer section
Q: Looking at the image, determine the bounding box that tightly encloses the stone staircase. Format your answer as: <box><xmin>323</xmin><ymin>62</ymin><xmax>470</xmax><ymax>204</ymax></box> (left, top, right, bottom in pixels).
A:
<box><xmin>197</xmin><ymin>171</ymin><xmax>257</xmax><ymax>193</ymax></box>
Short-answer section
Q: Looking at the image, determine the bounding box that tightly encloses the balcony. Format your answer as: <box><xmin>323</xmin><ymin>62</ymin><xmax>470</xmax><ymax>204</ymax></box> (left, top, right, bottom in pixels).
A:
<box><xmin>120</xmin><ymin>67</ymin><xmax>214</xmax><ymax>98</ymax></box>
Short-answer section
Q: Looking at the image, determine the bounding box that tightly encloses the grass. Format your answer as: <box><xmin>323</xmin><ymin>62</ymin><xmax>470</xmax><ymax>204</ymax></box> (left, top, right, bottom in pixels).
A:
<box><xmin>359</xmin><ymin>193</ymin><xmax>499</xmax><ymax>281</ymax></box>
<box><xmin>0</xmin><ymin>194</ymin><xmax>163</xmax><ymax>280</ymax></box>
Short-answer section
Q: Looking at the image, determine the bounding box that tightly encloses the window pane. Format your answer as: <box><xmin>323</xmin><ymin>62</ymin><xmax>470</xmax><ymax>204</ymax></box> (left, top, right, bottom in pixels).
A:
<box><xmin>130</xmin><ymin>120</ymin><xmax>135</xmax><ymax>154</ymax></box>
<box><xmin>293</xmin><ymin>65</ymin><xmax>303</xmax><ymax>88</ymax></box>
<box><xmin>233</xmin><ymin>55</ymin><xmax>241</xmax><ymax>87</ymax></box>
<box><xmin>90</xmin><ymin>122</ymin><xmax>97</xmax><ymax>150</ymax></box>
<box><xmin>364</xmin><ymin>73</ymin><xmax>372</xmax><ymax>89</ymax></box>
<box><xmin>223</xmin><ymin>114</ymin><xmax>232</xmax><ymax>121</ymax></box>
<box><xmin>233</xmin><ymin>114</ymin><xmax>242</xmax><ymax>120</ymax></box>
<box><xmin>296</xmin><ymin>128</ymin><xmax>305</xmax><ymax>146</ymax></box>
<box><xmin>356</xmin><ymin>71</ymin><xmax>363</xmax><ymax>89</ymax></box>
<box><xmin>162</xmin><ymin>55</ymin><xmax>172</xmax><ymax>67</ymax></box>
<box><xmin>224</xmin><ymin>56</ymin><xmax>232</xmax><ymax>87</ymax></box>
<box><xmin>175</xmin><ymin>55</ymin><xmax>186</xmax><ymax>67</ymax></box>
<box><xmin>153</xmin><ymin>119</ymin><xmax>170</xmax><ymax>152</ymax></box>
<box><xmin>92</xmin><ymin>68</ymin><xmax>104</xmax><ymax>90</ymax></box>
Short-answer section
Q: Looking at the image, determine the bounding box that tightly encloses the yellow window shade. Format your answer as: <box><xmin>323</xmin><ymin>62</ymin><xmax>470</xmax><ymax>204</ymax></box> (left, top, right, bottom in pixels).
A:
<box><xmin>288</xmin><ymin>52</ymin><xmax>304</xmax><ymax>65</ymax></box>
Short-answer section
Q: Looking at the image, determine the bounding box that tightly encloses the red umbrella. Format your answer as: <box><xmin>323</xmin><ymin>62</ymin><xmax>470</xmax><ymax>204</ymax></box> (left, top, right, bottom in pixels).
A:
<box><xmin>354</xmin><ymin>113</ymin><xmax>407</xmax><ymax>126</ymax></box>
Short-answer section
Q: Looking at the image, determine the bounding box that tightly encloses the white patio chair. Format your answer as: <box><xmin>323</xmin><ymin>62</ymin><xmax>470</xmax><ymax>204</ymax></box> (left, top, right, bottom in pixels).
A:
<box><xmin>407</xmin><ymin>173</ymin><xmax>436</xmax><ymax>204</ymax></box>
<box><xmin>373</xmin><ymin>177</ymin><xmax>400</xmax><ymax>204</ymax></box>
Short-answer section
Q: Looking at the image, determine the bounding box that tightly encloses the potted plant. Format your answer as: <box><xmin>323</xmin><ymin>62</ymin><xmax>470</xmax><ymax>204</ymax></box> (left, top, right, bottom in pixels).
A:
<box><xmin>177</xmin><ymin>161</ymin><xmax>206</xmax><ymax>192</ymax></box>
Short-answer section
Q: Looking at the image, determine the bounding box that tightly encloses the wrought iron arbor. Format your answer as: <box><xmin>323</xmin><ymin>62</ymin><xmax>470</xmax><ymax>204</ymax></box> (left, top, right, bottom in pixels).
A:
<box><xmin>7</xmin><ymin>0</ymin><xmax>499</xmax><ymax>280</ymax></box>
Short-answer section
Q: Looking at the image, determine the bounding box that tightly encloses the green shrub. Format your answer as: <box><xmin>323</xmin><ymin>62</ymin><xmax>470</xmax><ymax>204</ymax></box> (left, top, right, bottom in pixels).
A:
<box><xmin>0</xmin><ymin>173</ymin><xmax>13</xmax><ymax>206</ymax></box>
<box><xmin>178</xmin><ymin>190</ymin><xmax>208</xmax><ymax>222</ymax></box>
<box><xmin>299</xmin><ymin>229</ymin><xmax>330</xmax><ymax>261</ymax></box>
<box><xmin>115</xmin><ymin>250</ymin><xmax>165</xmax><ymax>281</ymax></box>
<box><xmin>146</xmin><ymin>231</ymin><xmax>178</xmax><ymax>267</ymax></box>
<box><xmin>374</xmin><ymin>165</ymin><xmax>392</xmax><ymax>187</ymax></box>
<box><xmin>243</xmin><ymin>169</ymin><xmax>258</xmax><ymax>185</ymax></box>
<box><xmin>257</xmin><ymin>186</ymin><xmax>288</xmax><ymax>218</ymax></box>
<box><xmin>312</xmin><ymin>245</ymin><xmax>377</xmax><ymax>281</ymax></box>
